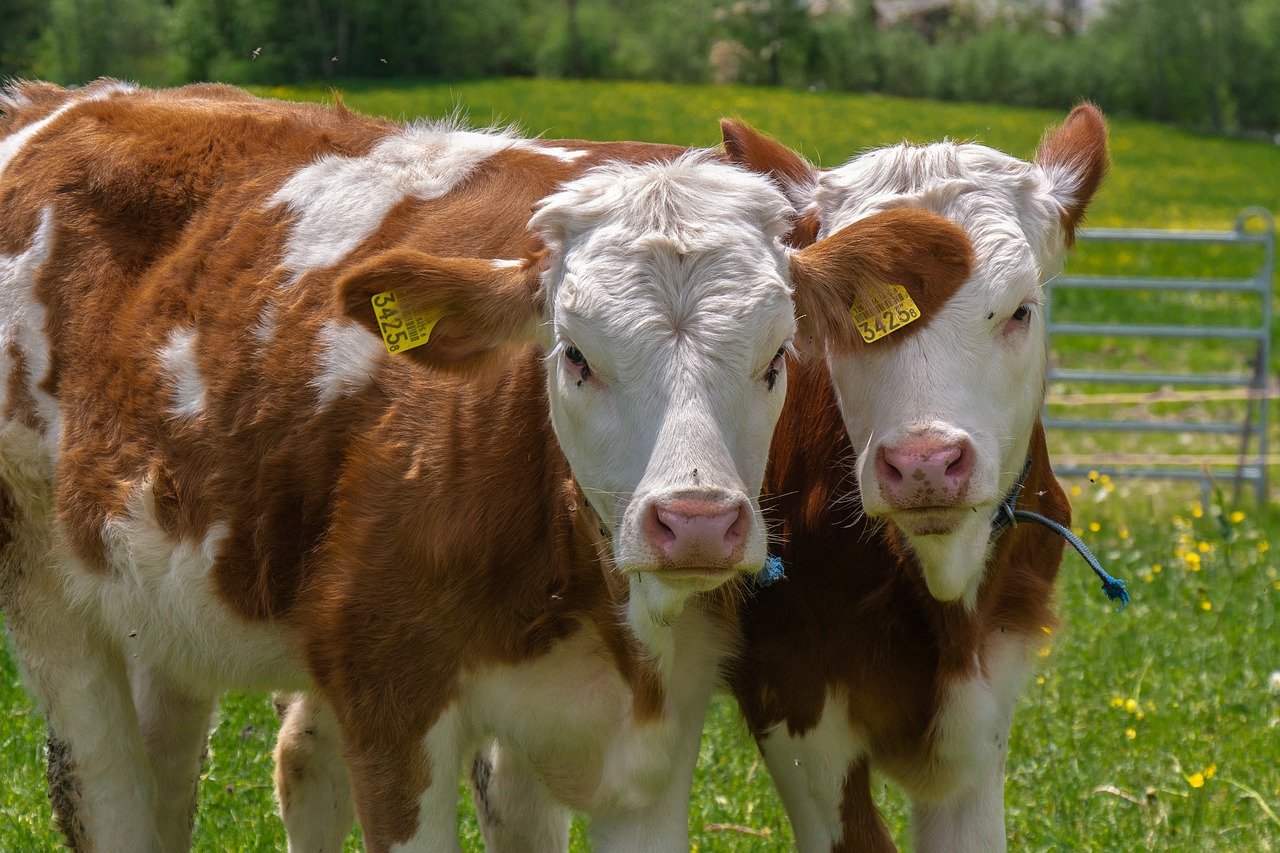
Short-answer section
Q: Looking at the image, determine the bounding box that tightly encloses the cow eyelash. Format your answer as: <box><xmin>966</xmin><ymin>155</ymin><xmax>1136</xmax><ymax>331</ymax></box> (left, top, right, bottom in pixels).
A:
<box><xmin>764</xmin><ymin>345</ymin><xmax>787</xmax><ymax>391</ymax></box>
<box><xmin>564</xmin><ymin>345</ymin><xmax>591</xmax><ymax>385</ymax></box>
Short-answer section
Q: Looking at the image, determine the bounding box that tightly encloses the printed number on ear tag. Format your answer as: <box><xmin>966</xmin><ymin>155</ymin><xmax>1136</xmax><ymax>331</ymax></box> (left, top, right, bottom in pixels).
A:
<box><xmin>850</xmin><ymin>284</ymin><xmax>921</xmax><ymax>344</ymax></box>
<box><xmin>370</xmin><ymin>290</ymin><xmax>446</xmax><ymax>354</ymax></box>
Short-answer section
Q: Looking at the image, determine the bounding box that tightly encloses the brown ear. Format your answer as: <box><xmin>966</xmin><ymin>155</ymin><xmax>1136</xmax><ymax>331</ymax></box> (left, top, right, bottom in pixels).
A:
<box><xmin>1035</xmin><ymin>103</ymin><xmax>1109</xmax><ymax>244</ymax></box>
<box><xmin>335</xmin><ymin>248</ymin><xmax>543</xmax><ymax>373</ymax></box>
<box><xmin>721</xmin><ymin>119</ymin><xmax>818</xmax><ymax>212</ymax></box>
<box><xmin>789</xmin><ymin>209</ymin><xmax>974</xmax><ymax>352</ymax></box>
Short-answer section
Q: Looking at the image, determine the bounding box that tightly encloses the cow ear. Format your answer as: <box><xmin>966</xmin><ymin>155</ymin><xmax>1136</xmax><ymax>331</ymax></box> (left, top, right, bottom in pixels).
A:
<box><xmin>788</xmin><ymin>209</ymin><xmax>973</xmax><ymax>352</ymax></box>
<box><xmin>335</xmin><ymin>248</ymin><xmax>543</xmax><ymax>374</ymax></box>
<box><xmin>720</xmin><ymin>119</ymin><xmax>818</xmax><ymax>213</ymax></box>
<box><xmin>1035</xmin><ymin>103</ymin><xmax>1109</xmax><ymax>245</ymax></box>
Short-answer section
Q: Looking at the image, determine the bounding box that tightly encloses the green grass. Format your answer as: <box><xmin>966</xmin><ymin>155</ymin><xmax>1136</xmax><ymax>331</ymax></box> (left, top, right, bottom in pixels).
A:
<box><xmin>3</xmin><ymin>78</ymin><xmax>1279</xmax><ymax>849</ymax></box>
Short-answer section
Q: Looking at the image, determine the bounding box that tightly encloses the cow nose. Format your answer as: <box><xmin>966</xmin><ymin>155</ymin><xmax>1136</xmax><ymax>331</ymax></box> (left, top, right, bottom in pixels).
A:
<box><xmin>875</xmin><ymin>436</ymin><xmax>974</xmax><ymax>508</ymax></box>
<box><xmin>643</xmin><ymin>497</ymin><xmax>750</xmax><ymax>566</ymax></box>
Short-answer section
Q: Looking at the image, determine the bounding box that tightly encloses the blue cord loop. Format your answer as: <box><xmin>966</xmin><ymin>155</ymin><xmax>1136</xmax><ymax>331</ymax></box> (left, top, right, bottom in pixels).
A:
<box><xmin>993</xmin><ymin>459</ymin><xmax>1130</xmax><ymax>612</ymax></box>
<box><xmin>755</xmin><ymin>554</ymin><xmax>786</xmax><ymax>588</ymax></box>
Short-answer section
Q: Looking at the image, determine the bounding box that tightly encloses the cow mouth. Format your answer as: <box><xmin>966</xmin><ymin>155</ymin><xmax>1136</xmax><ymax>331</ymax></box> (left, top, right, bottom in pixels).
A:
<box><xmin>891</xmin><ymin>506</ymin><xmax>972</xmax><ymax>536</ymax></box>
<box><xmin>645</xmin><ymin>563</ymin><xmax>743</xmax><ymax>591</ymax></box>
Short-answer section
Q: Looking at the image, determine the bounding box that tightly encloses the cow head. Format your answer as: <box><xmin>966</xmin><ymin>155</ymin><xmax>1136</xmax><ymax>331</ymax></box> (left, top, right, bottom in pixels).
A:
<box><xmin>338</xmin><ymin>152</ymin><xmax>913</xmax><ymax>625</ymax></box>
<box><xmin>724</xmin><ymin>106</ymin><xmax>1107</xmax><ymax>606</ymax></box>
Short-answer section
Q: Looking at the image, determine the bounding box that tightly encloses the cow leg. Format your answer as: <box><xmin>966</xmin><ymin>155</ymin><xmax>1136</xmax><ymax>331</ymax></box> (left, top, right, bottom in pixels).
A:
<box><xmin>758</xmin><ymin>718</ymin><xmax>892</xmax><ymax>852</ymax></box>
<box><xmin>469</xmin><ymin>739</ymin><xmax>569</xmax><ymax>852</ymax></box>
<box><xmin>131</xmin><ymin>664</ymin><xmax>216</xmax><ymax>851</ymax></box>
<box><xmin>9</xmin><ymin>575</ymin><xmax>160</xmax><ymax>851</ymax></box>
<box><xmin>909</xmin><ymin>750</ymin><xmax>1008</xmax><ymax>852</ymax></box>
<box><xmin>585</xmin><ymin>701</ymin><xmax>707</xmax><ymax>852</ymax></box>
<box><xmin>344</xmin><ymin>705</ymin><xmax>468</xmax><ymax>853</ymax></box>
<box><xmin>273</xmin><ymin>691</ymin><xmax>356</xmax><ymax>853</ymax></box>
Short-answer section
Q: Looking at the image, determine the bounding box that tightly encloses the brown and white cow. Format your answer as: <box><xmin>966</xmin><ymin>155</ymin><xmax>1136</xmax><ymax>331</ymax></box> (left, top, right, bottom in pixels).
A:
<box><xmin>717</xmin><ymin>107</ymin><xmax>1108</xmax><ymax>849</ymax></box>
<box><xmin>0</xmin><ymin>81</ymin><xmax>972</xmax><ymax>851</ymax></box>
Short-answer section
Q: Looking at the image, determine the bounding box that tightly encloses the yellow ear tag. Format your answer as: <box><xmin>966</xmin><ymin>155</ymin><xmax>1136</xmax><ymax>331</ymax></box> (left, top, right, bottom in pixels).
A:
<box><xmin>370</xmin><ymin>290</ymin><xmax>446</xmax><ymax>354</ymax></box>
<box><xmin>849</xmin><ymin>284</ymin><xmax>920</xmax><ymax>344</ymax></box>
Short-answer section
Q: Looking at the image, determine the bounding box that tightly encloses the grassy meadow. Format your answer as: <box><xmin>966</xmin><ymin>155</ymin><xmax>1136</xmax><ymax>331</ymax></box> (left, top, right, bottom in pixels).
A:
<box><xmin>2</xmin><ymin>78</ymin><xmax>1279</xmax><ymax>850</ymax></box>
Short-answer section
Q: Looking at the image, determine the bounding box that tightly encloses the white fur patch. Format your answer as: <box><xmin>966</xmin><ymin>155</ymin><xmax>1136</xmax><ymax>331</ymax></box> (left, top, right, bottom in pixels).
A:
<box><xmin>0</xmin><ymin>83</ymin><xmax>136</xmax><ymax>178</ymax></box>
<box><xmin>759</xmin><ymin>691</ymin><xmax>868</xmax><ymax>851</ymax></box>
<box><xmin>83</xmin><ymin>479</ymin><xmax>308</xmax><ymax>693</ymax></box>
<box><xmin>311</xmin><ymin>319</ymin><xmax>384</xmax><ymax>408</ymax></box>
<box><xmin>537</xmin><ymin>146</ymin><xmax>589</xmax><ymax>163</ymax></box>
<box><xmin>157</xmin><ymin>327</ymin><xmax>207</xmax><ymax>419</ymax></box>
<box><xmin>270</xmin><ymin>122</ymin><xmax>527</xmax><ymax>276</ymax></box>
<box><xmin>0</xmin><ymin>206</ymin><xmax>61</xmax><ymax>446</ymax></box>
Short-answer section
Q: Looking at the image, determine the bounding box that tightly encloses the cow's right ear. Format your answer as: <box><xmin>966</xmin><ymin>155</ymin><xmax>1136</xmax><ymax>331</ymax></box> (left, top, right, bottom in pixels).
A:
<box><xmin>788</xmin><ymin>209</ymin><xmax>974</xmax><ymax>352</ymax></box>
<box><xmin>335</xmin><ymin>247</ymin><xmax>543</xmax><ymax>372</ymax></box>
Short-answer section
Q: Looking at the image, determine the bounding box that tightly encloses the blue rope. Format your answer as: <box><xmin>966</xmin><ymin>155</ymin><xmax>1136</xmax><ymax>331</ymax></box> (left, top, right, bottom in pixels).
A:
<box><xmin>994</xmin><ymin>460</ymin><xmax>1130</xmax><ymax>612</ymax></box>
<box><xmin>755</xmin><ymin>554</ymin><xmax>786</xmax><ymax>588</ymax></box>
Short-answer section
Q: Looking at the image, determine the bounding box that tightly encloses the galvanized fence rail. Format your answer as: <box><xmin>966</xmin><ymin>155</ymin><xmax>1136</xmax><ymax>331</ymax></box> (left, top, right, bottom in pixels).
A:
<box><xmin>1044</xmin><ymin>207</ymin><xmax>1275</xmax><ymax>503</ymax></box>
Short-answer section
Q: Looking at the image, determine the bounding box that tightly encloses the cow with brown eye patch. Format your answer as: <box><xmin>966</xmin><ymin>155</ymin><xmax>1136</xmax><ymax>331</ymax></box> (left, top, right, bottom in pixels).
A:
<box><xmin>764</xmin><ymin>346</ymin><xmax>786</xmax><ymax>391</ymax></box>
<box><xmin>565</xmin><ymin>345</ymin><xmax>591</xmax><ymax>386</ymax></box>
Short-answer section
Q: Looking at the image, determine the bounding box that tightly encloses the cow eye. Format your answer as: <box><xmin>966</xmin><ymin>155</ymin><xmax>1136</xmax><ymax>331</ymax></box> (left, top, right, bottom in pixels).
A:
<box><xmin>764</xmin><ymin>345</ymin><xmax>786</xmax><ymax>392</ymax></box>
<box><xmin>1004</xmin><ymin>304</ymin><xmax>1033</xmax><ymax>335</ymax></box>
<box><xmin>564</xmin><ymin>345</ymin><xmax>591</xmax><ymax>384</ymax></box>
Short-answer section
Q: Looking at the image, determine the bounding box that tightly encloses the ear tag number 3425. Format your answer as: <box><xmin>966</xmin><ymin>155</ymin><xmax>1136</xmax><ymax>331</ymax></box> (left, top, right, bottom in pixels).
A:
<box><xmin>850</xmin><ymin>284</ymin><xmax>920</xmax><ymax>344</ymax></box>
<box><xmin>370</xmin><ymin>290</ymin><xmax>445</xmax><ymax>354</ymax></box>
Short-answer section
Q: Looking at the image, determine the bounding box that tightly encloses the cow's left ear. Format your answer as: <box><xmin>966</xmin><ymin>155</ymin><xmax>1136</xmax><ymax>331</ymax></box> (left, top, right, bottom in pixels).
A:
<box><xmin>335</xmin><ymin>247</ymin><xmax>543</xmax><ymax>373</ymax></box>
<box><xmin>1035</xmin><ymin>103</ymin><xmax>1109</xmax><ymax>245</ymax></box>
<box><xmin>721</xmin><ymin>119</ymin><xmax>821</xmax><ymax>245</ymax></box>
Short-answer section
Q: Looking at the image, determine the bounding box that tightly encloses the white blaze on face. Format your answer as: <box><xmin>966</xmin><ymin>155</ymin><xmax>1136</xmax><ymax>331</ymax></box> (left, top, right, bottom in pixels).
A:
<box><xmin>531</xmin><ymin>153</ymin><xmax>796</xmax><ymax>608</ymax></box>
<box><xmin>817</xmin><ymin>142</ymin><xmax>1081</xmax><ymax>605</ymax></box>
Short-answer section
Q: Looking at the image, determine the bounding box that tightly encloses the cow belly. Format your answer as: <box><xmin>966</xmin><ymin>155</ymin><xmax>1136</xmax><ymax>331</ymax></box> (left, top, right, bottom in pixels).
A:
<box><xmin>11</xmin><ymin>468</ymin><xmax>305</xmax><ymax>696</ymax></box>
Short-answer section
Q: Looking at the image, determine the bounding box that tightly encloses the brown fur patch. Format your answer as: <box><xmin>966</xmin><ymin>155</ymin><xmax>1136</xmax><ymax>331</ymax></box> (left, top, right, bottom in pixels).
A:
<box><xmin>788</xmin><ymin>208</ymin><xmax>974</xmax><ymax>352</ymax></box>
<box><xmin>46</xmin><ymin>732</ymin><xmax>86</xmax><ymax>850</ymax></box>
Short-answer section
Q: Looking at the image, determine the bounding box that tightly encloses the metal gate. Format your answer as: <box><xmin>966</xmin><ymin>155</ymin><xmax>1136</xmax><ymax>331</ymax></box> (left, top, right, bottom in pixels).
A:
<box><xmin>1044</xmin><ymin>207</ymin><xmax>1275</xmax><ymax>503</ymax></box>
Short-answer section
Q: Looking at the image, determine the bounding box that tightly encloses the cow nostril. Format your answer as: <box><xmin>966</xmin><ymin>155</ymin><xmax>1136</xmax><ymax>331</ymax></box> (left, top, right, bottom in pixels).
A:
<box><xmin>876</xmin><ymin>447</ymin><xmax>904</xmax><ymax>483</ymax></box>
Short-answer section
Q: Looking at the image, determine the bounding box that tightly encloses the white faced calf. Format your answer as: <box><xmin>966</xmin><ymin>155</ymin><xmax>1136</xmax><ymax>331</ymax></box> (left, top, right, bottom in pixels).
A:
<box><xmin>728</xmin><ymin>104</ymin><xmax>1107</xmax><ymax>605</ymax></box>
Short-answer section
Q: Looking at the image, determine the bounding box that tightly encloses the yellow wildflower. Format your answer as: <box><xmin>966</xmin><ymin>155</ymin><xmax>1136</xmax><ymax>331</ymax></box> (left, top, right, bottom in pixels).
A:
<box><xmin>1191</xmin><ymin>502</ymin><xmax>1204</xmax><ymax>519</ymax></box>
<box><xmin>1124</xmin><ymin>698</ymin><xmax>1138</xmax><ymax>713</ymax></box>
<box><xmin>1151</xmin><ymin>563</ymin><xmax>1162</xmax><ymax>574</ymax></box>
<box><xmin>1088</xmin><ymin>521</ymin><xmax>1101</xmax><ymax>533</ymax></box>
<box><xmin>1088</xmin><ymin>470</ymin><xmax>1099</xmax><ymax>483</ymax></box>
<box><xmin>1205</xmin><ymin>764</ymin><xmax>1217</xmax><ymax>780</ymax></box>
<box><xmin>1200</xmin><ymin>600</ymin><xmax>1212</xmax><ymax>611</ymax></box>
<box><xmin>1259</xmin><ymin>540</ymin><xmax>1270</xmax><ymax>554</ymax></box>
<box><xmin>1099</xmin><ymin>473</ymin><xmax>1112</xmax><ymax>485</ymax></box>
<box><xmin>1229</xmin><ymin>510</ymin><xmax>1246</xmax><ymax>524</ymax></box>
<box><xmin>1125</xmin><ymin>727</ymin><xmax>1136</xmax><ymax>740</ymax></box>
<box><xmin>1041</xmin><ymin>625</ymin><xmax>1052</xmax><ymax>634</ymax></box>
<box><xmin>1119</xmin><ymin>527</ymin><xmax>1129</xmax><ymax>539</ymax></box>
<box><xmin>1069</xmin><ymin>485</ymin><xmax>1082</xmax><ymax>497</ymax></box>
<box><xmin>1187</xmin><ymin>772</ymin><xmax>1205</xmax><ymax>789</ymax></box>
<box><xmin>1184</xmin><ymin>552</ymin><xmax>1201</xmax><ymax>569</ymax></box>
<box><xmin>1037</xmin><ymin>646</ymin><xmax>1051</xmax><ymax>658</ymax></box>
<box><xmin>1197</xmin><ymin>541</ymin><xmax>1210</xmax><ymax>553</ymax></box>
<box><xmin>1135</xmin><ymin>710</ymin><xmax>1145</xmax><ymax>721</ymax></box>
<box><xmin>1111</xmin><ymin>696</ymin><xmax>1125</xmax><ymax>708</ymax></box>
<box><xmin>1036</xmin><ymin>676</ymin><xmax>1045</xmax><ymax>685</ymax></box>
<box><xmin>1142</xmin><ymin>572</ymin><xmax>1154</xmax><ymax>583</ymax></box>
